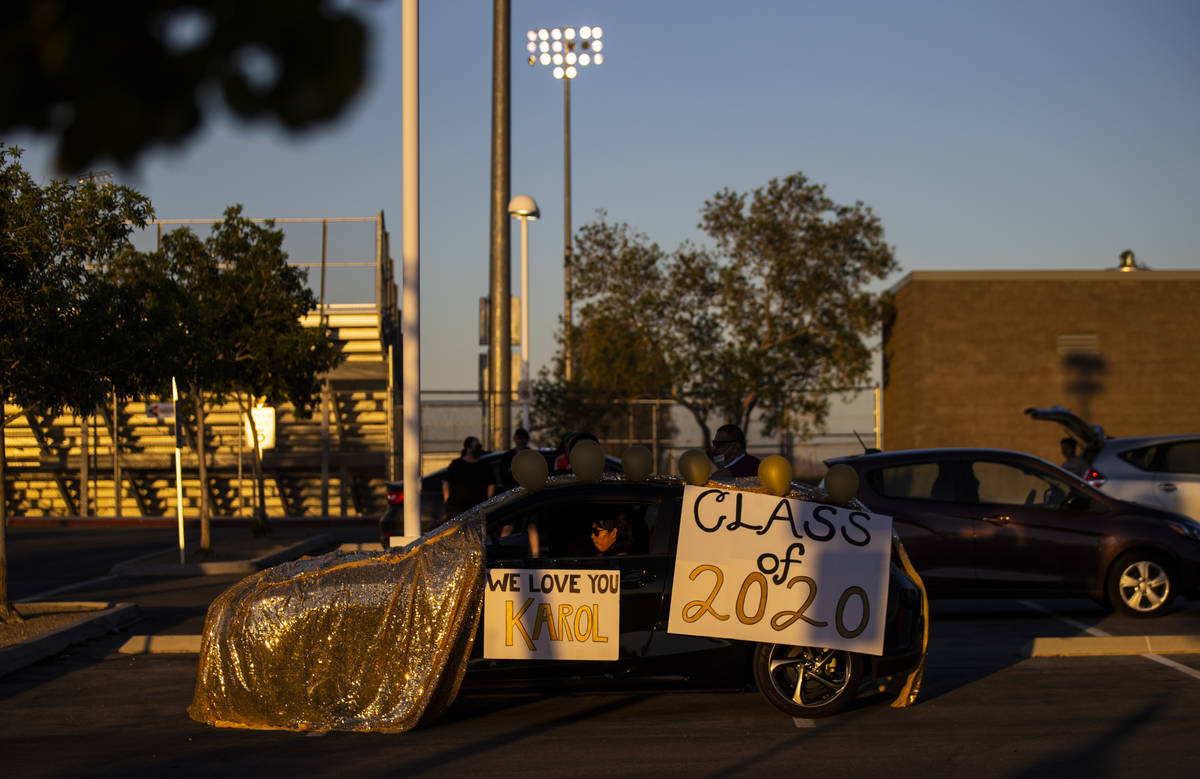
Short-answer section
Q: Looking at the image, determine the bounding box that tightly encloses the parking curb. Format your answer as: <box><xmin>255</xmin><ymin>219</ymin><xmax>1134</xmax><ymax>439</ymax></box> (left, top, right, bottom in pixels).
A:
<box><xmin>1028</xmin><ymin>634</ymin><xmax>1200</xmax><ymax>656</ymax></box>
<box><xmin>117</xmin><ymin>634</ymin><xmax>202</xmax><ymax>654</ymax></box>
<box><xmin>109</xmin><ymin>533</ymin><xmax>338</xmax><ymax>577</ymax></box>
<box><xmin>0</xmin><ymin>602</ymin><xmax>139</xmax><ymax>678</ymax></box>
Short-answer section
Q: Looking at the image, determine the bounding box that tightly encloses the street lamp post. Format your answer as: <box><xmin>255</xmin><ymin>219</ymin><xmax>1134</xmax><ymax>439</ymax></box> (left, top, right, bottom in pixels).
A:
<box><xmin>508</xmin><ymin>194</ymin><xmax>539</xmax><ymax>430</ymax></box>
<box><xmin>525</xmin><ymin>24</ymin><xmax>604</xmax><ymax>382</ymax></box>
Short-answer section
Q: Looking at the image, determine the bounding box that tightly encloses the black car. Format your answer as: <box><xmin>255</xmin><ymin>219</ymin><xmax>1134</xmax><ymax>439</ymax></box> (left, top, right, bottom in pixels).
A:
<box><xmin>457</xmin><ymin>475</ymin><xmax>927</xmax><ymax>719</ymax></box>
<box><xmin>191</xmin><ymin>472</ymin><xmax>929</xmax><ymax>731</ymax></box>
<box><xmin>826</xmin><ymin>448</ymin><xmax>1200</xmax><ymax>617</ymax></box>
<box><xmin>380</xmin><ymin>449</ymin><xmax>624</xmax><ymax>541</ymax></box>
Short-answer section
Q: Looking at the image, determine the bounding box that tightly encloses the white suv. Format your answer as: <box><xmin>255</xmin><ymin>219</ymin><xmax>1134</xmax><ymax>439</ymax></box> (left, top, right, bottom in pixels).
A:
<box><xmin>1026</xmin><ymin>406</ymin><xmax>1200</xmax><ymax>522</ymax></box>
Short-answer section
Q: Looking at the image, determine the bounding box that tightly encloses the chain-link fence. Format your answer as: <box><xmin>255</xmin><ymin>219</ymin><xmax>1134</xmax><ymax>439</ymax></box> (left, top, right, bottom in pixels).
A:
<box><xmin>418</xmin><ymin>388</ymin><xmax>881</xmax><ymax>483</ymax></box>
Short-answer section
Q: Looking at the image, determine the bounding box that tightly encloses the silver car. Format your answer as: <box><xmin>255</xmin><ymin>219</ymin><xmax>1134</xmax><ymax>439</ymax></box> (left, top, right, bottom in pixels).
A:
<box><xmin>1027</xmin><ymin>407</ymin><xmax>1200</xmax><ymax>522</ymax></box>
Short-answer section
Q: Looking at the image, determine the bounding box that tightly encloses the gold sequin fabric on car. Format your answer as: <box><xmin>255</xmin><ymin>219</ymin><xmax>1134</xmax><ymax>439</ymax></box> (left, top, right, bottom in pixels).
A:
<box><xmin>188</xmin><ymin>516</ymin><xmax>486</xmax><ymax>733</ymax></box>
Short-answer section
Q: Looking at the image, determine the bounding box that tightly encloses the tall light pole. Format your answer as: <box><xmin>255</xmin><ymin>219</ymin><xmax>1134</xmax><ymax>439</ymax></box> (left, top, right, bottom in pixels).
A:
<box><xmin>508</xmin><ymin>194</ymin><xmax>539</xmax><ymax>430</ymax></box>
<box><xmin>400</xmin><ymin>0</ymin><xmax>422</xmax><ymax>542</ymax></box>
<box><xmin>489</xmin><ymin>0</ymin><xmax>512</xmax><ymax>453</ymax></box>
<box><xmin>525</xmin><ymin>24</ymin><xmax>604</xmax><ymax>382</ymax></box>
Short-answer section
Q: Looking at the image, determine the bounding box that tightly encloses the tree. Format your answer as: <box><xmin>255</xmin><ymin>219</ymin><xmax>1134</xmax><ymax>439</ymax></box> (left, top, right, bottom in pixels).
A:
<box><xmin>0</xmin><ymin>143</ymin><xmax>154</xmax><ymax>622</ymax></box>
<box><xmin>551</xmin><ymin>172</ymin><xmax>898</xmax><ymax>454</ymax></box>
<box><xmin>108</xmin><ymin>228</ymin><xmax>220</xmax><ymax>547</ymax></box>
<box><xmin>113</xmin><ymin>206</ymin><xmax>344</xmax><ymax>542</ymax></box>
<box><xmin>195</xmin><ymin>207</ymin><xmax>343</xmax><ymax>532</ymax></box>
<box><xmin>696</xmin><ymin>172</ymin><xmax>898</xmax><ymax>439</ymax></box>
<box><xmin>2</xmin><ymin>0</ymin><xmax>370</xmax><ymax>171</ymax></box>
<box><xmin>530</xmin><ymin>215</ymin><xmax>711</xmax><ymax>448</ymax></box>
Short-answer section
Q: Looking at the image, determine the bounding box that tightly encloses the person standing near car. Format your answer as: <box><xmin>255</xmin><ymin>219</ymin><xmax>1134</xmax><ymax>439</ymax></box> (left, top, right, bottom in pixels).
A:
<box><xmin>711</xmin><ymin>423</ymin><xmax>761</xmax><ymax>478</ymax></box>
<box><xmin>443</xmin><ymin>436</ymin><xmax>496</xmax><ymax>520</ymax></box>
<box><xmin>1060</xmin><ymin>437</ymin><xmax>1088</xmax><ymax>477</ymax></box>
<box><xmin>498</xmin><ymin>427</ymin><xmax>532</xmax><ymax>492</ymax></box>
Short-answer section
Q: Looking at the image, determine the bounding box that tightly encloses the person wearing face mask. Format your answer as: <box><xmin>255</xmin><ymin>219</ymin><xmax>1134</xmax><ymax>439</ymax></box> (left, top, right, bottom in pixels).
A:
<box><xmin>442</xmin><ymin>436</ymin><xmax>496</xmax><ymax>520</ymax></box>
<box><xmin>711</xmin><ymin>423</ymin><xmax>760</xmax><ymax>478</ymax></box>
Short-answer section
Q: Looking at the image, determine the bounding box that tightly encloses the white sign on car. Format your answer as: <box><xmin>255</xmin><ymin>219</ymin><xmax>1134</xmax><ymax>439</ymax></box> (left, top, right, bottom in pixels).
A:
<box><xmin>668</xmin><ymin>485</ymin><xmax>893</xmax><ymax>656</ymax></box>
<box><xmin>483</xmin><ymin>568</ymin><xmax>620</xmax><ymax>661</ymax></box>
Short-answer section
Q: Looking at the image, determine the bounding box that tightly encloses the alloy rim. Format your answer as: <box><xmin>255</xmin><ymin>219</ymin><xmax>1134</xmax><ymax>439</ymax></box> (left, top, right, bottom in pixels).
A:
<box><xmin>1118</xmin><ymin>560</ymin><xmax>1170</xmax><ymax>612</ymax></box>
<box><xmin>768</xmin><ymin>646</ymin><xmax>851</xmax><ymax>707</ymax></box>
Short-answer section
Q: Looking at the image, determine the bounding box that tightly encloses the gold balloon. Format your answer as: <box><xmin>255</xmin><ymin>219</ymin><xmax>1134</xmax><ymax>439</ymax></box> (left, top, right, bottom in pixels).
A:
<box><xmin>824</xmin><ymin>463</ymin><xmax>860</xmax><ymax>504</ymax></box>
<box><xmin>678</xmin><ymin>449</ymin><xmax>713</xmax><ymax>486</ymax></box>
<box><xmin>569</xmin><ymin>439</ymin><xmax>605</xmax><ymax>482</ymax></box>
<box><xmin>622</xmin><ymin>445</ymin><xmax>653</xmax><ymax>481</ymax></box>
<box><xmin>510</xmin><ymin>449</ymin><xmax>548</xmax><ymax>492</ymax></box>
<box><xmin>758</xmin><ymin>455</ymin><xmax>794</xmax><ymax>497</ymax></box>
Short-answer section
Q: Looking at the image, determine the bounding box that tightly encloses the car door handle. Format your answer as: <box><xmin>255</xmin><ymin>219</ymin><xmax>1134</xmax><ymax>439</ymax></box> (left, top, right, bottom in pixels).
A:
<box><xmin>623</xmin><ymin>571</ymin><xmax>656</xmax><ymax>588</ymax></box>
<box><xmin>982</xmin><ymin>515</ymin><xmax>1012</xmax><ymax>525</ymax></box>
<box><xmin>1157</xmin><ymin>483</ymin><xmax>1178</xmax><ymax>492</ymax></box>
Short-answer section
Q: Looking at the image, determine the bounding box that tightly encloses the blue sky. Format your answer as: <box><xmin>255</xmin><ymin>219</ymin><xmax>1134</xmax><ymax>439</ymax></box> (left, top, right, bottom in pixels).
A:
<box><xmin>9</xmin><ymin>0</ymin><xmax>1199</xmax><ymax>391</ymax></box>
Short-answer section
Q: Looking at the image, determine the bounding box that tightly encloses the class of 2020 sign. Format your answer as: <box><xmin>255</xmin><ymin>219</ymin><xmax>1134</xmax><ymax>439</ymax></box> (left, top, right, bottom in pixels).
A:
<box><xmin>667</xmin><ymin>485</ymin><xmax>894</xmax><ymax>656</ymax></box>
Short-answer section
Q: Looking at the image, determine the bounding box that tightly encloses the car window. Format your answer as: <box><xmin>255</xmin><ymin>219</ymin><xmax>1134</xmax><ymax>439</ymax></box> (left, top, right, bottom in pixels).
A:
<box><xmin>971</xmin><ymin>461</ymin><xmax>1073</xmax><ymax>508</ymax></box>
<box><xmin>650</xmin><ymin>498</ymin><xmax>682</xmax><ymax>555</ymax></box>
<box><xmin>487</xmin><ymin>494</ymin><xmax>659</xmax><ymax>558</ymax></box>
<box><xmin>869</xmin><ymin>462</ymin><xmax>957</xmax><ymax>502</ymax></box>
<box><xmin>1163</xmin><ymin>441</ymin><xmax>1200</xmax><ymax>474</ymax></box>
<box><xmin>1117</xmin><ymin>445</ymin><xmax>1160</xmax><ymax>471</ymax></box>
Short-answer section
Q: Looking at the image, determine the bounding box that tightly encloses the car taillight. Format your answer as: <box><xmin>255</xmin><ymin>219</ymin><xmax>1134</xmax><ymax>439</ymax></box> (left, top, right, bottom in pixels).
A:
<box><xmin>1085</xmin><ymin>467</ymin><xmax>1105</xmax><ymax>488</ymax></box>
<box><xmin>387</xmin><ymin>489</ymin><xmax>404</xmax><ymax>505</ymax></box>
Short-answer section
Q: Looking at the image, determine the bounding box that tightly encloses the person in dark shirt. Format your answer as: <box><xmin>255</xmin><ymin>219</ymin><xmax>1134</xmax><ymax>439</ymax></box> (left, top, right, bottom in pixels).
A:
<box><xmin>1060</xmin><ymin>437</ymin><xmax>1088</xmax><ymax>477</ymax></box>
<box><xmin>498</xmin><ymin>427</ymin><xmax>531</xmax><ymax>492</ymax></box>
<box><xmin>442</xmin><ymin>436</ymin><xmax>496</xmax><ymax>520</ymax></box>
<box><xmin>711</xmin><ymin>423</ymin><xmax>761</xmax><ymax>478</ymax></box>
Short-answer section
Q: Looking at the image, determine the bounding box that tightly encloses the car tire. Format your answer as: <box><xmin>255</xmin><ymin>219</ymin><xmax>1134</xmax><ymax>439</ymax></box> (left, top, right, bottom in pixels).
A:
<box><xmin>1106</xmin><ymin>551</ymin><xmax>1176</xmax><ymax>618</ymax></box>
<box><xmin>752</xmin><ymin>642</ymin><xmax>863</xmax><ymax>718</ymax></box>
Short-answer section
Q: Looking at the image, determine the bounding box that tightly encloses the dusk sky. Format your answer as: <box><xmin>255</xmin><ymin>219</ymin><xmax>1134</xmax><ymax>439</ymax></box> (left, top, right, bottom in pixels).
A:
<box><xmin>9</xmin><ymin>0</ymin><xmax>1199</xmax><ymax>392</ymax></box>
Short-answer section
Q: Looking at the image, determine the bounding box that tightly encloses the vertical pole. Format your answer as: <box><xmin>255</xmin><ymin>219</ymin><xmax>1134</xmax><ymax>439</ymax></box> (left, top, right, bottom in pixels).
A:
<box><xmin>874</xmin><ymin>384</ymin><xmax>883</xmax><ymax>451</ymax></box>
<box><xmin>91</xmin><ymin>415</ymin><xmax>98</xmax><ymax>514</ymax></box>
<box><xmin>237</xmin><ymin>426</ymin><xmax>243</xmax><ymax>518</ymax></box>
<box><xmin>112</xmin><ymin>391</ymin><xmax>121</xmax><ymax>518</ymax></box>
<box><xmin>79</xmin><ymin>412</ymin><xmax>88</xmax><ymax>517</ymax></box>
<box><xmin>563</xmin><ymin>75</ymin><xmax>573</xmax><ymax>382</ymax></box>
<box><xmin>520</xmin><ymin>214</ymin><xmax>530</xmax><ymax>430</ymax></box>
<box><xmin>652</xmin><ymin>400</ymin><xmax>660</xmax><ymax>471</ymax></box>
<box><xmin>319</xmin><ymin>220</ymin><xmax>328</xmax><ymax>325</ymax></box>
<box><xmin>320</xmin><ymin>379</ymin><xmax>330</xmax><ymax>518</ymax></box>
<box><xmin>173</xmin><ymin>378</ymin><xmax>184</xmax><ymax>563</ymax></box>
<box><xmin>401</xmin><ymin>0</ymin><xmax>423</xmax><ymax>541</ymax></box>
<box><xmin>320</xmin><ymin>220</ymin><xmax>330</xmax><ymax>518</ymax></box>
<box><xmin>488</xmin><ymin>0</ymin><xmax>512</xmax><ymax>452</ymax></box>
<box><xmin>386</xmin><ymin>344</ymin><xmax>395</xmax><ymax>481</ymax></box>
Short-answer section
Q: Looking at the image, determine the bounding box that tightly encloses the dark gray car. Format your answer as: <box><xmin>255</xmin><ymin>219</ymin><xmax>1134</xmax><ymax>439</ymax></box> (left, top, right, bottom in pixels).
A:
<box><xmin>827</xmin><ymin>447</ymin><xmax>1200</xmax><ymax>617</ymax></box>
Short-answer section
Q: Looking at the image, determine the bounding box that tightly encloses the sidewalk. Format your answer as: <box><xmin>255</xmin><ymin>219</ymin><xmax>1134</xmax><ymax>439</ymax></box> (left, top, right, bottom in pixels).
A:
<box><xmin>1</xmin><ymin>522</ymin><xmax>381</xmax><ymax>678</ymax></box>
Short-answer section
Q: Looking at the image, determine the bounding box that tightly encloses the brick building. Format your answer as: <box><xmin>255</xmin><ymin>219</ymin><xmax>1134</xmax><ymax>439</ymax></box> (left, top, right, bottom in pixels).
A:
<box><xmin>881</xmin><ymin>269</ymin><xmax>1200</xmax><ymax>464</ymax></box>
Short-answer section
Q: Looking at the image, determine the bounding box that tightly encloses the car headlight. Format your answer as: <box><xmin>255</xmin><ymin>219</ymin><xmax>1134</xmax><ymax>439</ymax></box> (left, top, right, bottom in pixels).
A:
<box><xmin>1165</xmin><ymin>518</ymin><xmax>1200</xmax><ymax>543</ymax></box>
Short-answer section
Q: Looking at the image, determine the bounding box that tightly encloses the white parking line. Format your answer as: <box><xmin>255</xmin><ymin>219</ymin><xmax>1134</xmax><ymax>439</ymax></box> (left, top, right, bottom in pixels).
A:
<box><xmin>16</xmin><ymin>546</ymin><xmax>175</xmax><ymax>603</ymax></box>
<box><xmin>17</xmin><ymin>575</ymin><xmax>118</xmax><ymax>603</ymax></box>
<box><xmin>1018</xmin><ymin>600</ymin><xmax>1110</xmax><ymax>637</ymax></box>
<box><xmin>1140</xmin><ymin>653</ymin><xmax>1200</xmax><ymax>680</ymax></box>
<box><xmin>1019</xmin><ymin>600</ymin><xmax>1200</xmax><ymax>681</ymax></box>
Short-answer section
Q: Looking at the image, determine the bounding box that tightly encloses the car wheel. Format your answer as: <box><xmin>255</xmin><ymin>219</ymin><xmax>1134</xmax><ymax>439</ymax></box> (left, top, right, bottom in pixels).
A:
<box><xmin>752</xmin><ymin>642</ymin><xmax>863</xmax><ymax>718</ymax></box>
<box><xmin>1106</xmin><ymin>551</ymin><xmax>1176</xmax><ymax>618</ymax></box>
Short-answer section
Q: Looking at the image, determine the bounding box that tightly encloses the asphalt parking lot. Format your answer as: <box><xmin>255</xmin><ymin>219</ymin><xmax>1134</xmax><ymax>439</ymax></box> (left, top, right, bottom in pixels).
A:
<box><xmin>3</xmin><ymin>524</ymin><xmax>1200</xmax><ymax>777</ymax></box>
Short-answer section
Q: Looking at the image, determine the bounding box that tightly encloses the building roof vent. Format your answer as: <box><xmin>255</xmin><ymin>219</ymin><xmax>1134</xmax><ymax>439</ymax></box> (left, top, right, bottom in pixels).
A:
<box><xmin>1114</xmin><ymin>249</ymin><xmax>1147</xmax><ymax>272</ymax></box>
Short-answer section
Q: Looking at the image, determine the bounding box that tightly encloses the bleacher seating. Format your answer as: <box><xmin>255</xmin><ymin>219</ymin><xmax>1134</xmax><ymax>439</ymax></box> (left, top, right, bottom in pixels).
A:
<box><xmin>1</xmin><ymin>304</ymin><xmax>397</xmax><ymax>519</ymax></box>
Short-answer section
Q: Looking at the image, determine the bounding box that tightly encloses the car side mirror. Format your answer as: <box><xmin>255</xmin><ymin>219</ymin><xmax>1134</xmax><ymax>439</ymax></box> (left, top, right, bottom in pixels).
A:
<box><xmin>1065</xmin><ymin>493</ymin><xmax>1091</xmax><ymax>511</ymax></box>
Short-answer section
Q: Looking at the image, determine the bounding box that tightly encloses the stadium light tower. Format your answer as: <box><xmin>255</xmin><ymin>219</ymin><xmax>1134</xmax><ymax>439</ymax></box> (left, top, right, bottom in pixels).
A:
<box><xmin>525</xmin><ymin>24</ymin><xmax>604</xmax><ymax>382</ymax></box>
